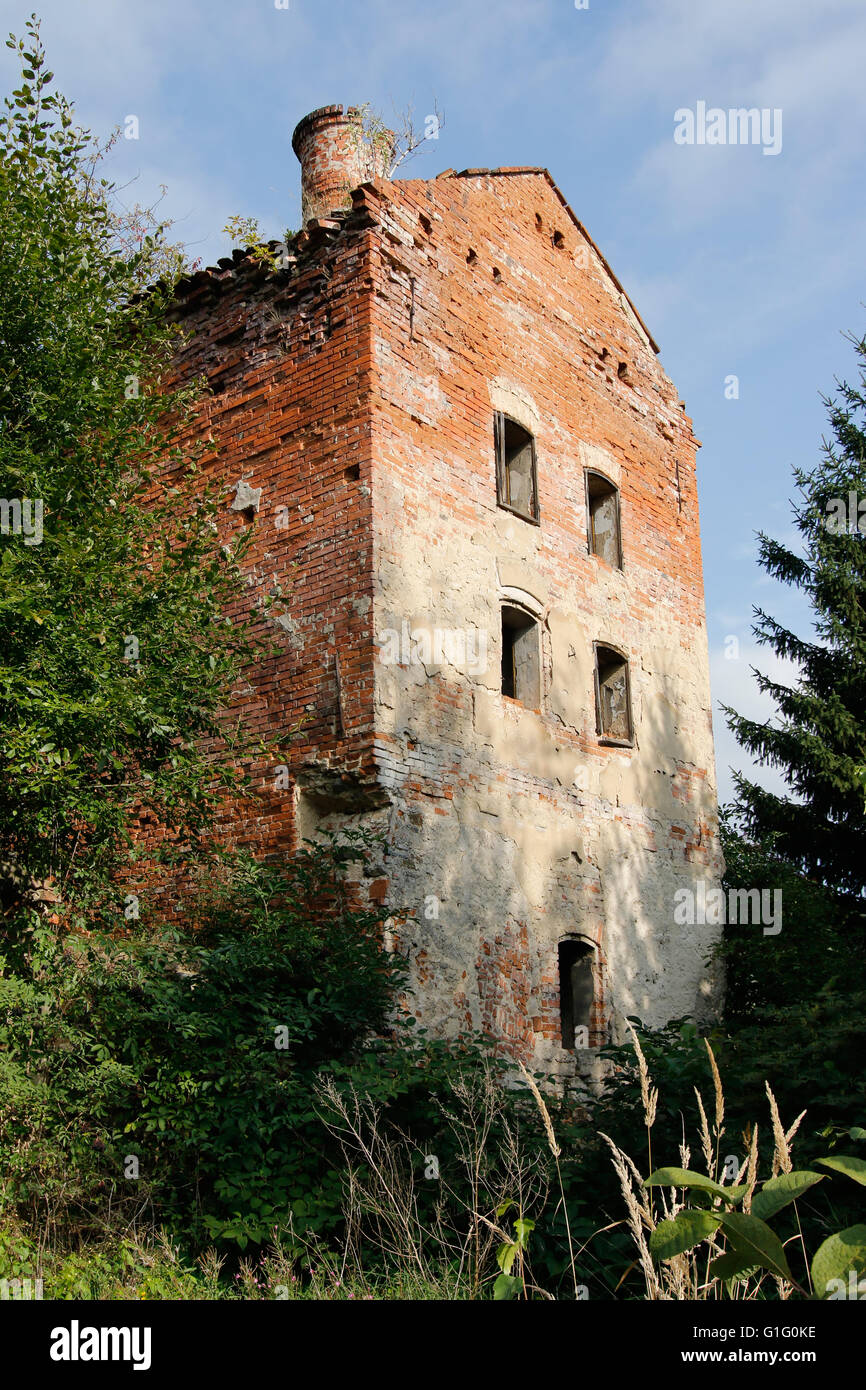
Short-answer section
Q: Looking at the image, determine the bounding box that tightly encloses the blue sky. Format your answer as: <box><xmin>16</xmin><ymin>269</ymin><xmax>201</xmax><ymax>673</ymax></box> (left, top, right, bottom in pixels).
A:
<box><xmin>4</xmin><ymin>0</ymin><xmax>864</xmax><ymax>803</ymax></box>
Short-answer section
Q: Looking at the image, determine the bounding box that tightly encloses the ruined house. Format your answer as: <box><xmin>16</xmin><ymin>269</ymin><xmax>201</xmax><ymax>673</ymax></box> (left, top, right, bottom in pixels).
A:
<box><xmin>166</xmin><ymin>104</ymin><xmax>724</xmax><ymax>1079</ymax></box>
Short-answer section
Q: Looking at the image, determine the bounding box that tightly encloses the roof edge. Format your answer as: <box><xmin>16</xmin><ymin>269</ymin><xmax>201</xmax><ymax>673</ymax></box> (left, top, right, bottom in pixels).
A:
<box><xmin>446</xmin><ymin>167</ymin><xmax>659</xmax><ymax>355</ymax></box>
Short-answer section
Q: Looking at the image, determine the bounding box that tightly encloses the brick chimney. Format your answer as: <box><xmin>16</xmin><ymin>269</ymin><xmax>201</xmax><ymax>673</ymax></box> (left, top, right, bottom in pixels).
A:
<box><xmin>292</xmin><ymin>104</ymin><xmax>394</xmax><ymax>225</ymax></box>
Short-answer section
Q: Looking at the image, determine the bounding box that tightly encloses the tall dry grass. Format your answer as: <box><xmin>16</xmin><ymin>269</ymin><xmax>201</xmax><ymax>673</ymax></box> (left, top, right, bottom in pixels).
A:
<box><xmin>596</xmin><ymin>1029</ymin><xmax>810</xmax><ymax>1299</ymax></box>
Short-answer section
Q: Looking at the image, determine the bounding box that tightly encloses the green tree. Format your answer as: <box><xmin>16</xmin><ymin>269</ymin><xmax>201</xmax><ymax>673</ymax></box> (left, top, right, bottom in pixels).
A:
<box><xmin>715</xmin><ymin>330</ymin><xmax>866</xmax><ymax>1167</ymax></box>
<box><xmin>0</xmin><ymin>17</ymin><xmax>264</xmax><ymax>925</ymax></box>
<box><xmin>722</xmin><ymin>330</ymin><xmax>866</xmax><ymax>910</ymax></box>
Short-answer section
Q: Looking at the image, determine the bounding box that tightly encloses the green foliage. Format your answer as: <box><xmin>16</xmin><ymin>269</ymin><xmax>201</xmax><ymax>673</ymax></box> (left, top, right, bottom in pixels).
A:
<box><xmin>598</xmin><ymin>1035</ymin><xmax>866</xmax><ymax>1300</ymax></box>
<box><xmin>751</xmin><ymin>1171</ymin><xmax>825</xmax><ymax>1221</ymax></box>
<box><xmin>645</xmin><ymin>1168</ymin><xmax>746</xmax><ymax>1204</ymax></box>
<box><xmin>0</xmin><ymin>832</ymin><xmax>406</xmax><ymax>1249</ymax></box>
<box><xmin>0</xmin><ymin>17</ymin><xmax>267</xmax><ymax>922</ymax></box>
<box><xmin>721</xmin><ymin>329</ymin><xmax>866</xmax><ymax>902</ymax></box>
<box><xmin>721</xmin><ymin>993</ymin><xmax>865</xmax><ymax>1148</ymax></box>
<box><xmin>811</xmin><ymin>1225</ymin><xmax>866</xmax><ymax>1298</ymax></box>
<box><xmin>519</xmin><ymin>1019</ymin><xmax>715</xmax><ymax>1298</ymax></box>
<box><xmin>543</xmin><ymin>1018</ymin><xmax>865</xmax><ymax>1299</ymax></box>
<box><xmin>712</xmin><ymin>329</ymin><xmax>866</xmax><ymax>1289</ymax></box>
<box><xmin>814</xmin><ymin>1154</ymin><xmax>866</xmax><ymax>1187</ymax></box>
<box><xmin>716</xmin><ymin>807</ymin><xmax>860</xmax><ymax>1022</ymax></box>
<box><xmin>715</xmin><ymin>1212</ymin><xmax>792</xmax><ymax>1282</ymax></box>
<box><xmin>221</xmin><ymin>214</ymin><xmax>296</xmax><ymax>270</ymax></box>
<box><xmin>649</xmin><ymin>1210</ymin><xmax>722</xmax><ymax>1261</ymax></box>
<box><xmin>0</xmin><ymin>31</ymin><xmax>545</xmax><ymax>1292</ymax></box>
<box><xmin>645</xmin><ymin>1156</ymin><xmax>865</xmax><ymax>1296</ymax></box>
<box><xmin>492</xmin><ymin>1204</ymin><xmax>535</xmax><ymax>1300</ymax></box>
<box><xmin>714</xmin><ymin>810</ymin><xmax>866</xmax><ymax>1164</ymax></box>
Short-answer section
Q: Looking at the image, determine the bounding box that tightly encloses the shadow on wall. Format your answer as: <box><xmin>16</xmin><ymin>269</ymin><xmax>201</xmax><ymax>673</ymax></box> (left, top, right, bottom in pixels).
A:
<box><xmin>299</xmin><ymin>653</ymin><xmax>723</xmax><ymax>1071</ymax></box>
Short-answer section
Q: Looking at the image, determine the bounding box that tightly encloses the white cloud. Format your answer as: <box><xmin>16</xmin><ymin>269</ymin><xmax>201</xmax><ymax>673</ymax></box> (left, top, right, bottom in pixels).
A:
<box><xmin>594</xmin><ymin>0</ymin><xmax>865</xmax><ymax>112</ymax></box>
<box><xmin>588</xmin><ymin>0</ymin><xmax>866</xmax><ymax>350</ymax></box>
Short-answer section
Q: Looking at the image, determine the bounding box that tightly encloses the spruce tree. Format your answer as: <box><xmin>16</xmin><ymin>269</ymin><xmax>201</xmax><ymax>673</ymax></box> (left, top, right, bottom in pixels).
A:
<box><xmin>723</xmin><ymin>328</ymin><xmax>866</xmax><ymax>910</ymax></box>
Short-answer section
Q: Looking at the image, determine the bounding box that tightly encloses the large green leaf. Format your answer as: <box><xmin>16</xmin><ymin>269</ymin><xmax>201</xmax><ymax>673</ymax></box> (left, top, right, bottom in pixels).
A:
<box><xmin>650</xmin><ymin>1210</ymin><xmax>722</xmax><ymax>1261</ymax></box>
<box><xmin>645</xmin><ymin>1168</ymin><xmax>746</xmax><ymax>1204</ymax></box>
<box><xmin>709</xmin><ymin>1250</ymin><xmax>760</xmax><ymax>1284</ymax></box>
<box><xmin>751</xmin><ymin>1170</ymin><xmax>825</xmax><ymax>1221</ymax></box>
<box><xmin>513</xmin><ymin>1218</ymin><xmax>535</xmax><ymax>1246</ymax></box>
<box><xmin>717</xmin><ymin>1213</ymin><xmax>792</xmax><ymax>1281</ymax></box>
<box><xmin>815</xmin><ymin>1155</ymin><xmax>866</xmax><ymax>1188</ymax></box>
<box><xmin>493</xmin><ymin>1273</ymin><xmax>523</xmax><ymax>1301</ymax></box>
<box><xmin>811</xmin><ymin>1225</ymin><xmax>866</xmax><ymax>1298</ymax></box>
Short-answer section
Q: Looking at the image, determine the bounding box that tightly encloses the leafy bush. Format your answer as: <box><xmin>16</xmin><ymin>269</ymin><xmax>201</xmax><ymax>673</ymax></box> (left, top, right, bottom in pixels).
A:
<box><xmin>0</xmin><ymin>833</ymin><xmax>406</xmax><ymax>1252</ymax></box>
<box><xmin>603</xmin><ymin>1032</ymin><xmax>866</xmax><ymax>1300</ymax></box>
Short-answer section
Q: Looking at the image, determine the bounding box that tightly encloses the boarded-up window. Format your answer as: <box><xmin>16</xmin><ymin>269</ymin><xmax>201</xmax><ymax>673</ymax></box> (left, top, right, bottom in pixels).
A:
<box><xmin>501</xmin><ymin>606</ymin><xmax>541</xmax><ymax>708</ymax></box>
<box><xmin>586</xmin><ymin>471</ymin><xmax>622</xmax><ymax>568</ymax></box>
<box><xmin>559</xmin><ymin>940</ymin><xmax>595</xmax><ymax>1048</ymax></box>
<box><xmin>594</xmin><ymin>644</ymin><xmax>632</xmax><ymax>743</ymax></box>
<box><xmin>495</xmin><ymin>413</ymin><xmax>539</xmax><ymax>522</ymax></box>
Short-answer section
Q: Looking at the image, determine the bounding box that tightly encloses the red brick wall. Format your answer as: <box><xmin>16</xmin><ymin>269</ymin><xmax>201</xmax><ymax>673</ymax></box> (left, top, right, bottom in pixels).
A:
<box><xmin>161</xmin><ymin>212</ymin><xmax>382</xmax><ymax>862</ymax></box>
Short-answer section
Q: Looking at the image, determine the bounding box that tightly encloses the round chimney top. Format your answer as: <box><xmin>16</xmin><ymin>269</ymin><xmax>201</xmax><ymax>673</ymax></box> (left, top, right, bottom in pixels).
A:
<box><xmin>292</xmin><ymin>104</ymin><xmax>394</xmax><ymax>225</ymax></box>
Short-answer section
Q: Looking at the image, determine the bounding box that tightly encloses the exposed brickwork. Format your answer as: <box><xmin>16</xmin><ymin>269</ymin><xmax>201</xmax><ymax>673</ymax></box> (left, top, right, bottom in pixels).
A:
<box><xmin>156</xmin><ymin>113</ymin><xmax>724</xmax><ymax>1081</ymax></box>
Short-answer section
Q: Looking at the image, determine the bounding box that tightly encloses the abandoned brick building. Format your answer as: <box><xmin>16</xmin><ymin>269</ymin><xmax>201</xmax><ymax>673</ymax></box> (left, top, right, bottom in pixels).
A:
<box><xmin>167</xmin><ymin>104</ymin><xmax>723</xmax><ymax>1078</ymax></box>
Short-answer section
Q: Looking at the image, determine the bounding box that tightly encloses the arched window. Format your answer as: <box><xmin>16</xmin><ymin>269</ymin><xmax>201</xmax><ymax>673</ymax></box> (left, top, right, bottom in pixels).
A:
<box><xmin>594</xmin><ymin>643</ymin><xmax>633</xmax><ymax>744</ymax></box>
<box><xmin>501</xmin><ymin>605</ymin><xmax>541</xmax><ymax>709</ymax></box>
<box><xmin>495</xmin><ymin>412</ymin><xmax>539</xmax><ymax>523</ymax></box>
<box><xmin>585</xmin><ymin>470</ymin><xmax>622</xmax><ymax>568</ymax></box>
<box><xmin>558</xmin><ymin>939</ymin><xmax>595</xmax><ymax>1049</ymax></box>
